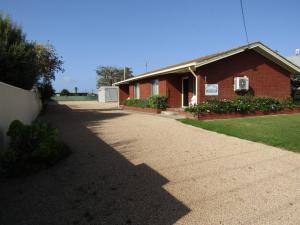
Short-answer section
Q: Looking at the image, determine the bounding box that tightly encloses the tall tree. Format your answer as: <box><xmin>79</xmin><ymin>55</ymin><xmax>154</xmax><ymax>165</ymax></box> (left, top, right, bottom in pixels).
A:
<box><xmin>0</xmin><ymin>15</ymin><xmax>39</xmax><ymax>89</ymax></box>
<box><xmin>96</xmin><ymin>66</ymin><xmax>133</xmax><ymax>87</ymax></box>
<box><xmin>34</xmin><ymin>43</ymin><xmax>64</xmax><ymax>85</ymax></box>
<box><xmin>0</xmin><ymin>15</ymin><xmax>63</xmax><ymax>90</ymax></box>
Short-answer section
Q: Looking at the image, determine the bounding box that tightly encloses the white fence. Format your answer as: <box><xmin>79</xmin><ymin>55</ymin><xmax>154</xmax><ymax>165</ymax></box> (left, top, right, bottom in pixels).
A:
<box><xmin>0</xmin><ymin>82</ymin><xmax>42</xmax><ymax>148</ymax></box>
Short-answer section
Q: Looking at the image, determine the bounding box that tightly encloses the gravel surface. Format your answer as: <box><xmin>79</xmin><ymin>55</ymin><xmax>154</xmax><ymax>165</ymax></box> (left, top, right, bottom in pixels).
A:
<box><xmin>1</xmin><ymin>101</ymin><xmax>300</xmax><ymax>225</ymax></box>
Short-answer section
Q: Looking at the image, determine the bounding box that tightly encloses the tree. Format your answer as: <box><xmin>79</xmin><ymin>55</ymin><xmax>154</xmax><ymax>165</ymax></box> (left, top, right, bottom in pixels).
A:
<box><xmin>60</xmin><ymin>89</ymin><xmax>70</xmax><ymax>96</ymax></box>
<box><xmin>96</xmin><ymin>66</ymin><xmax>133</xmax><ymax>88</ymax></box>
<box><xmin>0</xmin><ymin>15</ymin><xmax>64</xmax><ymax>108</ymax></box>
<box><xmin>34</xmin><ymin>43</ymin><xmax>64</xmax><ymax>107</ymax></box>
<box><xmin>34</xmin><ymin>43</ymin><xmax>64</xmax><ymax>85</ymax></box>
<box><xmin>0</xmin><ymin>15</ymin><xmax>39</xmax><ymax>89</ymax></box>
<box><xmin>38</xmin><ymin>82</ymin><xmax>55</xmax><ymax>110</ymax></box>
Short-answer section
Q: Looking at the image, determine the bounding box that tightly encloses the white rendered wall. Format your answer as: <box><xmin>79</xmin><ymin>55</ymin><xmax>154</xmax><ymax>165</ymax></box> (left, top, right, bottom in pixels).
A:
<box><xmin>0</xmin><ymin>82</ymin><xmax>42</xmax><ymax>148</ymax></box>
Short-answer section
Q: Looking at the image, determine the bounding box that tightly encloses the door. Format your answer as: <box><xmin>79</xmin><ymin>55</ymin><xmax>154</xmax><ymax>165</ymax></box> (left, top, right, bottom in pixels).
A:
<box><xmin>182</xmin><ymin>78</ymin><xmax>189</xmax><ymax>107</ymax></box>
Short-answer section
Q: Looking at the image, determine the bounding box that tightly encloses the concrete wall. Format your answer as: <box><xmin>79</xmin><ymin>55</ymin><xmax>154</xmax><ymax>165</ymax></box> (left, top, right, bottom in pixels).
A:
<box><xmin>0</xmin><ymin>82</ymin><xmax>42</xmax><ymax>148</ymax></box>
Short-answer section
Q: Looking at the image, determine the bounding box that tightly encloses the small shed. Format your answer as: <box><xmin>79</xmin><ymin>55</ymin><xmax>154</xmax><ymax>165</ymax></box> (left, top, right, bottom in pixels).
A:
<box><xmin>98</xmin><ymin>86</ymin><xmax>119</xmax><ymax>102</ymax></box>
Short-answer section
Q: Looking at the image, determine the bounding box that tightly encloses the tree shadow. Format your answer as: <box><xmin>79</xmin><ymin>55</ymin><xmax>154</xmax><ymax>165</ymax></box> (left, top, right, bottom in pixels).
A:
<box><xmin>0</xmin><ymin>103</ymin><xmax>190</xmax><ymax>225</ymax></box>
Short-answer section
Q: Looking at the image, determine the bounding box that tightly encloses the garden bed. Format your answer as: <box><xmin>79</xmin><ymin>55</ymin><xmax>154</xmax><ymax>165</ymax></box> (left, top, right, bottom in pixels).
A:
<box><xmin>122</xmin><ymin>105</ymin><xmax>162</xmax><ymax>114</ymax></box>
<box><xmin>185</xmin><ymin>96</ymin><xmax>300</xmax><ymax>120</ymax></box>
<box><xmin>195</xmin><ymin>108</ymin><xmax>300</xmax><ymax>120</ymax></box>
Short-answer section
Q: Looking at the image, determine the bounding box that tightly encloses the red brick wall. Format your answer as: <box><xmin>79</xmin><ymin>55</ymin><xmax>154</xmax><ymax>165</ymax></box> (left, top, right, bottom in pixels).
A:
<box><xmin>124</xmin><ymin>49</ymin><xmax>291</xmax><ymax>107</ymax></box>
<box><xmin>139</xmin><ymin>79</ymin><xmax>152</xmax><ymax>98</ymax></box>
<box><xmin>197</xmin><ymin>50</ymin><xmax>291</xmax><ymax>101</ymax></box>
<box><xmin>119</xmin><ymin>85</ymin><xmax>129</xmax><ymax>104</ymax></box>
<box><xmin>126</xmin><ymin>74</ymin><xmax>194</xmax><ymax>108</ymax></box>
<box><xmin>159</xmin><ymin>78</ymin><xmax>168</xmax><ymax>96</ymax></box>
<box><xmin>129</xmin><ymin>84</ymin><xmax>134</xmax><ymax>98</ymax></box>
<box><xmin>128</xmin><ymin>77</ymin><xmax>169</xmax><ymax>99</ymax></box>
<box><xmin>163</xmin><ymin>73</ymin><xmax>194</xmax><ymax>108</ymax></box>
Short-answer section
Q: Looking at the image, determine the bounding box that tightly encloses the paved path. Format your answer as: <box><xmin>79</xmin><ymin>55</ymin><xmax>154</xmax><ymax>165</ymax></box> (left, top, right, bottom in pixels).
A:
<box><xmin>1</xmin><ymin>101</ymin><xmax>300</xmax><ymax>225</ymax></box>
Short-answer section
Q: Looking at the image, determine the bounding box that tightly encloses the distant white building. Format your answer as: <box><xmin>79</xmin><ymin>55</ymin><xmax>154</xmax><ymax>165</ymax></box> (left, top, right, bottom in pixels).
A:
<box><xmin>98</xmin><ymin>86</ymin><xmax>119</xmax><ymax>103</ymax></box>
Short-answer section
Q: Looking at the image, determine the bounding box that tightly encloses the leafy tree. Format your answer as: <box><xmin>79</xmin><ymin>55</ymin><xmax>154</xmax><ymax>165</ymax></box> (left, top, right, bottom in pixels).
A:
<box><xmin>60</xmin><ymin>89</ymin><xmax>70</xmax><ymax>96</ymax></box>
<box><xmin>0</xmin><ymin>15</ymin><xmax>39</xmax><ymax>89</ymax></box>
<box><xmin>96</xmin><ymin>66</ymin><xmax>133</xmax><ymax>87</ymax></box>
<box><xmin>0</xmin><ymin>15</ymin><xmax>64</xmax><ymax>108</ymax></box>
<box><xmin>34</xmin><ymin>43</ymin><xmax>64</xmax><ymax>84</ymax></box>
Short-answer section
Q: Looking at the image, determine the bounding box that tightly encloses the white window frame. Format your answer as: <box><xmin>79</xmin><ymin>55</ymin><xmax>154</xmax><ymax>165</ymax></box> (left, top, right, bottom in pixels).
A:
<box><xmin>134</xmin><ymin>82</ymin><xmax>140</xmax><ymax>99</ymax></box>
<box><xmin>151</xmin><ymin>79</ymin><xmax>159</xmax><ymax>96</ymax></box>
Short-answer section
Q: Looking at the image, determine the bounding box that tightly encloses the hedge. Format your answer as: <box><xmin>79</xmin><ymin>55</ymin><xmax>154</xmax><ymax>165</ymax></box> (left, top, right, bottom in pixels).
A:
<box><xmin>185</xmin><ymin>96</ymin><xmax>296</xmax><ymax>115</ymax></box>
<box><xmin>124</xmin><ymin>95</ymin><xmax>168</xmax><ymax>109</ymax></box>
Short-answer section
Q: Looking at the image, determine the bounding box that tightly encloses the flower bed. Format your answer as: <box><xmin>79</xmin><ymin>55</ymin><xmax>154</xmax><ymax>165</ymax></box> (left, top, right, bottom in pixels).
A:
<box><xmin>185</xmin><ymin>96</ymin><xmax>300</xmax><ymax>120</ymax></box>
<box><xmin>195</xmin><ymin>108</ymin><xmax>300</xmax><ymax>120</ymax></box>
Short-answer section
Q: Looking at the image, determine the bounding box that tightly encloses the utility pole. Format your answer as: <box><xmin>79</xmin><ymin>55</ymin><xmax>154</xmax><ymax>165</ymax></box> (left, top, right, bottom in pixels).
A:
<box><xmin>145</xmin><ymin>62</ymin><xmax>148</xmax><ymax>72</ymax></box>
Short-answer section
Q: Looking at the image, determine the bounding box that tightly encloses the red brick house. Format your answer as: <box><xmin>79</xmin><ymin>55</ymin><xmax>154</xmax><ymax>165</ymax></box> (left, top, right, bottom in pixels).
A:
<box><xmin>114</xmin><ymin>42</ymin><xmax>300</xmax><ymax>108</ymax></box>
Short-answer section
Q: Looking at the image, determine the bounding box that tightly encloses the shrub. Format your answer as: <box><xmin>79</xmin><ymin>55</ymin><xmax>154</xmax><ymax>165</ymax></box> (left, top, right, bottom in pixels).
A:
<box><xmin>0</xmin><ymin>120</ymin><xmax>70</xmax><ymax>177</ymax></box>
<box><xmin>293</xmin><ymin>89</ymin><xmax>300</xmax><ymax>102</ymax></box>
<box><xmin>38</xmin><ymin>82</ymin><xmax>55</xmax><ymax>111</ymax></box>
<box><xmin>185</xmin><ymin>96</ymin><xmax>296</xmax><ymax>115</ymax></box>
<box><xmin>124</xmin><ymin>98</ymin><xmax>149</xmax><ymax>108</ymax></box>
<box><xmin>253</xmin><ymin>97</ymin><xmax>282</xmax><ymax>112</ymax></box>
<box><xmin>124</xmin><ymin>95</ymin><xmax>168</xmax><ymax>109</ymax></box>
<box><xmin>148</xmin><ymin>95</ymin><xmax>168</xmax><ymax>109</ymax></box>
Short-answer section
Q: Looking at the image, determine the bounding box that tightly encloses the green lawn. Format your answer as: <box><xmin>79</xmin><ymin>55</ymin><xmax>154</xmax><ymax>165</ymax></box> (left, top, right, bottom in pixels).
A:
<box><xmin>179</xmin><ymin>113</ymin><xmax>300</xmax><ymax>152</ymax></box>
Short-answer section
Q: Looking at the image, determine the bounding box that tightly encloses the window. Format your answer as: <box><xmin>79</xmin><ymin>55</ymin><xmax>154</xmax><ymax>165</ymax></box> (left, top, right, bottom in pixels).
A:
<box><xmin>134</xmin><ymin>83</ymin><xmax>140</xmax><ymax>99</ymax></box>
<box><xmin>151</xmin><ymin>79</ymin><xmax>159</xmax><ymax>96</ymax></box>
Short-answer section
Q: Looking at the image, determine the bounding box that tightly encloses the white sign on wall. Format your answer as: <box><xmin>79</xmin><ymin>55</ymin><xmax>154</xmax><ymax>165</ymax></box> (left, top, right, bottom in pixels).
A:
<box><xmin>205</xmin><ymin>84</ymin><xmax>218</xmax><ymax>96</ymax></box>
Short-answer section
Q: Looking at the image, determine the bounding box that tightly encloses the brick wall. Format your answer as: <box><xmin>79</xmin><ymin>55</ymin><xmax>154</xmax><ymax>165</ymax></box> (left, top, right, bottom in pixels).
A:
<box><xmin>129</xmin><ymin>84</ymin><xmax>134</xmax><ymax>99</ymax></box>
<box><xmin>197</xmin><ymin>50</ymin><xmax>291</xmax><ymax>101</ymax></box>
<box><xmin>164</xmin><ymin>73</ymin><xmax>194</xmax><ymax>108</ymax></box>
<box><xmin>123</xmin><ymin>49</ymin><xmax>291</xmax><ymax>107</ymax></box>
<box><xmin>119</xmin><ymin>85</ymin><xmax>129</xmax><ymax>104</ymax></box>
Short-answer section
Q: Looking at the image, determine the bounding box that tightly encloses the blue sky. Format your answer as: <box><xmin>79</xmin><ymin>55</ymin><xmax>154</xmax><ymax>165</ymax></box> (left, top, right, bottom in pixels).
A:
<box><xmin>1</xmin><ymin>0</ymin><xmax>299</xmax><ymax>92</ymax></box>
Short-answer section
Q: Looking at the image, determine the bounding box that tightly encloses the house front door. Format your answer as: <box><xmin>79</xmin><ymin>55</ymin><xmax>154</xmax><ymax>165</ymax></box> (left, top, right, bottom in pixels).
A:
<box><xmin>182</xmin><ymin>78</ymin><xmax>189</xmax><ymax>107</ymax></box>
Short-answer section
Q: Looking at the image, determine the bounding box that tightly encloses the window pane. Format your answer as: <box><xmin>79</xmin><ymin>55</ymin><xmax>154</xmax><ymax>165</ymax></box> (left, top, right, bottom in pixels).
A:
<box><xmin>134</xmin><ymin>83</ymin><xmax>140</xmax><ymax>99</ymax></box>
<box><xmin>151</xmin><ymin>79</ymin><xmax>159</xmax><ymax>95</ymax></box>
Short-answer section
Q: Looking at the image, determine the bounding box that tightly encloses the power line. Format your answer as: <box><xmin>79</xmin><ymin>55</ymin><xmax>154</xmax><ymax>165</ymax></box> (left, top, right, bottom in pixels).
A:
<box><xmin>240</xmin><ymin>0</ymin><xmax>249</xmax><ymax>45</ymax></box>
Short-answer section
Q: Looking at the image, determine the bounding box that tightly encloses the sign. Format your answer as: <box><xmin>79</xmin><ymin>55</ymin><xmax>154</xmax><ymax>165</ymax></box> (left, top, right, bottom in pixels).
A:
<box><xmin>205</xmin><ymin>84</ymin><xmax>218</xmax><ymax>96</ymax></box>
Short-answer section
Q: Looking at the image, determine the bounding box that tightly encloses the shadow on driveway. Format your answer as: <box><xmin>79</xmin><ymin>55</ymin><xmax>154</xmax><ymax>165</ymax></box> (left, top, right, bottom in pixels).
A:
<box><xmin>0</xmin><ymin>103</ymin><xmax>190</xmax><ymax>225</ymax></box>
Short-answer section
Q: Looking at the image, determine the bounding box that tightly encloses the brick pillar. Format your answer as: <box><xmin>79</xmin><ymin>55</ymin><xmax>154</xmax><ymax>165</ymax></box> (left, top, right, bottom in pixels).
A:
<box><xmin>198</xmin><ymin>74</ymin><xmax>205</xmax><ymax>103</ymax></box>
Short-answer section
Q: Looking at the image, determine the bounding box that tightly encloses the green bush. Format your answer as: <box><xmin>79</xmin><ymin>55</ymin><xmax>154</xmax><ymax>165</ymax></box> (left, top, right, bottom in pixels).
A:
<box><xmin>185</xmin><ymin>96</ymin><xmax>296</xmax><ymax>115</ymax></box>
<box><xmin>124</xmin><ymin>95</ymin><xmax>168</xmax><ymax>109</ymax></box>
<box><xmin>293</xmin><ymin>89</ymin><xmax>300</xmax><ymax>101</ymax></box>
<box><xmin>123</xmin><ymin>98</ymin><xmax>149</xmax><ymax>108</ymax></box>
<box><xmin>0</xmin><ymin>120</ymin><xmax>70</xmax><ymax>177</ymax></box>
<box><xmin>148</xmin><ymin>95</ymin><xmax>168</xmax><ymax>109</ymax></box>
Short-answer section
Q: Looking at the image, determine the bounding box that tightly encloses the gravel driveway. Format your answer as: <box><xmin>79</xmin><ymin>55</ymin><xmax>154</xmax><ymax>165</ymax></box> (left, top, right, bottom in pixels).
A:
<box><xmin>1</xmin><ymin>101</ymin><xmax>300</xmax><ymax>225</ymax></box>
